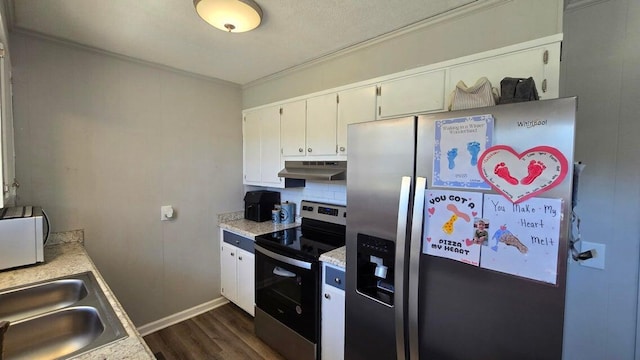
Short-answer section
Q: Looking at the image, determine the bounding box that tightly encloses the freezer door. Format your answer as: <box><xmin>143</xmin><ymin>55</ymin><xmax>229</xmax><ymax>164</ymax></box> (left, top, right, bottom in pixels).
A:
<box><xmin>345</xmin><ymin>116</ymin><xmax>416</xmax><ymax>360</ymax></box>
<box><xmin>413</xmin><ymin>98</ymin><xmax>576</xmax><ymax>359</ymax></box>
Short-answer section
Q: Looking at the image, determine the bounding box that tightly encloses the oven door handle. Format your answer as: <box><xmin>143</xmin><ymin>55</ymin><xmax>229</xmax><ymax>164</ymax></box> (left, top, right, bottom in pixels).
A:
<box><xmin>273</xmin><ymin>266</ymin><xmax>296</xmax><ymax>277</ymax></box>
<box><xmin>255</xmin><ymin>244</ymin><xmax>313</xmax><ymax>270</ymax></box>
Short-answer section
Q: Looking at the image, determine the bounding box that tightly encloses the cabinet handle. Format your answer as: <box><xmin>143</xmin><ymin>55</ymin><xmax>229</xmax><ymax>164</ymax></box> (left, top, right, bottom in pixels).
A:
<box><xmin>324</xmin><ymin>293</ymin><xmax>331</xmax><ymax>299</ymax></box>
<box><xmin>308</xmin><ymin>148</ymin><xmax>312</xmax><ymax>153</ymax></box>
<box><xmin>542</xmin><ymin>79</ymin><xmax>548</xmax><ymax>93</ymax></box>
<box><xmin>230</xmin><ymin>252</ymin><xmax>234</xmax><ymax>256</ymax></box>
<box><xmin>335</xmin><ymin>277</ymin><xmax>341</xmax><ymax>284</ymax></box>
<box><xmin>236</xmin><ymin>240</ymin><xmax>240</xmax><ymax>244</ymax></box>
<box><xmin>239</xmin><ymin>256</ymin><xmax>243</xmax><ymax>261</ymax></box>
<box><xmin>299</xmin><ymin>148</ymin><xmax>304</xmax><ymax>152</ymax></box>
<box><xmin>339</xmin><ymin>146</ymin><xmax>345</xmax><ymax>152</ymax></box>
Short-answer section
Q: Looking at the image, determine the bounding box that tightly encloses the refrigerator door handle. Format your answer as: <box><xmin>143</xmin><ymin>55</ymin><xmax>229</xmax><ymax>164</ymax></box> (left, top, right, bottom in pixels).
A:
<box><xmin>395</xmin><ymin>176</ymin><xmax>412</xmax><ymax>360</ymax></box>
<box><xmin>408</xmin><ymin>177</ymin><xmax>427</xmax><ymax>360</ymax></box>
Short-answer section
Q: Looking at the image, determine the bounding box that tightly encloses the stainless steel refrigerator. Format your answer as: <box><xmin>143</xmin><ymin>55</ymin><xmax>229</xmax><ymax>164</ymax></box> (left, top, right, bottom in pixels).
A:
<box><xmin>345</xmin><ymin>98</ymin><xmax>576</xmax><ymax>360</ymax></box>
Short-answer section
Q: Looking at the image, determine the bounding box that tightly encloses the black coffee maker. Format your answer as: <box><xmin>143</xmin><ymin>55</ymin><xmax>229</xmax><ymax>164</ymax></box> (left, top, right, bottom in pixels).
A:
<box><xmin>244</xmin><ymin>190</ymin><xmax>280</xmax><ymax>222</ymax></box>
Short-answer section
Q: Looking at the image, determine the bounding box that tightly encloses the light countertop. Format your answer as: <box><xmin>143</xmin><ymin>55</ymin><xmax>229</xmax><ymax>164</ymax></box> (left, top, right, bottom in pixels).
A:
<box><xmin>320</xmin><ymin>246</ymin><xmax>346</xmax><ymax>269</ymax></box>
<box><xmin>219</xmin><ymin>211</ymin><xmax>346</xmax><ymax>268</ymax></box>
<box><xmin>218</xmin><ymin>211</ymin><xmax>300</xmax><ymax>238</ymax></box>
<box><xmin>0</xmin><ymin>240</ymin><xmax>155</xmax><ymax>360</ymax></box>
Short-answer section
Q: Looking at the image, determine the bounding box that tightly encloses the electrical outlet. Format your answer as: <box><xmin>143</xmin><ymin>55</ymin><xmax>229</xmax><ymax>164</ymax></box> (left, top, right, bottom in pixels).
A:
<box><xmin>579</xmin><ymin>241</ymin><xmax>605</xmax><ymax>270</ymax></box>
<box><xmin>160</xmin><ymin>205</ymin><xmax>174</xmax><ymax>221</ymax></box>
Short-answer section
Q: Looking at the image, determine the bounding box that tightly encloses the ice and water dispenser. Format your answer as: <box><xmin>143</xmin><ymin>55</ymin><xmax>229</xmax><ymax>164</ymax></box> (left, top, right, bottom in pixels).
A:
<box><xmin>356</xmin><ymin>233</ymin><xmax>395</xmax><ymax>306</ymax></box>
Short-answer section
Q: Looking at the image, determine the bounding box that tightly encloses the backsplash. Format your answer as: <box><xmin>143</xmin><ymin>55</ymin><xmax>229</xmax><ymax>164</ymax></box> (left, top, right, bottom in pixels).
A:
<box><xmin>46</xmin><ymin>229</ymin><xmax>84</xmax><ymax>246</ymax></box>
<box><xmin>245</xmin><ymin>181</ymin><xmax>346</xmax><ymax>217</ymax></box>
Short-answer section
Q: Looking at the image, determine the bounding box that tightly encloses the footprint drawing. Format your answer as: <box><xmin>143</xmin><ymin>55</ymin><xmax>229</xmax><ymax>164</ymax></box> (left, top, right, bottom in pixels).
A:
<box><xmin>447</xmin><ymin>148</ymin><xmax>458</xmax><ymax>169</ymax></box>
<box><xmin>520</xmin><ymin>160</ymin><xmax>546</xmax><ymax>185</ymax></box>
<box><xmin>494</xmin><ymin>162</ymin><xmax>518</xmax><ymax>185</ymax></box>
<box><xmin>467</xmin><ymin>141</ymin><xmax>481</xmax><ymax>166</ymax></box>
<box><xmin>491</xmin><ymin>225</ymin><xmax>528</xmax><ymax>253</ymax></box>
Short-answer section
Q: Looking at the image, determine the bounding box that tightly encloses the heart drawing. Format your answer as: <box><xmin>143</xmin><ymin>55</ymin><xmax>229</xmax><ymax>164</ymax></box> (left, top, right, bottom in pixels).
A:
<box><xmin>477</xmin><ymin>145</ymin><xmax>568</xmax><ymax>203</ymax></box>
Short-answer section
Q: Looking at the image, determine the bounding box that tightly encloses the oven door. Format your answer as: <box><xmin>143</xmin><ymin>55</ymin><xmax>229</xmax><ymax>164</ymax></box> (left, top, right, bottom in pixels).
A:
<box><xmin>255</xmin><ymin>244</ymin><xmax>319</xmax><ymax>342</ymax></box>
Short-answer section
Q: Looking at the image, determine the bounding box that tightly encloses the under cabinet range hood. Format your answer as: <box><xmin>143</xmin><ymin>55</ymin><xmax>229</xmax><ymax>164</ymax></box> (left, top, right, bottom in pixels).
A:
<box><xmin>278</xmin><ymin>161</ymin><xmax>347</xmax><ymax>181</ymax></box>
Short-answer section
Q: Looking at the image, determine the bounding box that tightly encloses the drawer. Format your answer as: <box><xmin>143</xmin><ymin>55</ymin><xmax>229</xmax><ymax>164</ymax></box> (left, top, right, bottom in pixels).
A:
<box><xmin>223</xmin><ymin>231</ymin><xmax>254</xmax><ymax>254</ymax></box>
<box><xmin>325</xmin><ymin>266</ymin><xmax>345</xmax><ymax>291</ymax></box>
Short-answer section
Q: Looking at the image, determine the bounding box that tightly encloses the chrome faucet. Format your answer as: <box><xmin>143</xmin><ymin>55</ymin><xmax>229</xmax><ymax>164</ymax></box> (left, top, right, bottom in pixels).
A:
<box><xmin>0</xmin><ymin>320</ymin><xmax>9</xmax><ymax>360</ymax></box>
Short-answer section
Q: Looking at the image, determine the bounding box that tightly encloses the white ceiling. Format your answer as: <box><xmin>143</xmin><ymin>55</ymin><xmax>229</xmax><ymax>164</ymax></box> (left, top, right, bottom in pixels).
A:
<box><xmin>7</xmin><ymin>0</ymin><xmax>477</xmax><ymax>85</ymax></box>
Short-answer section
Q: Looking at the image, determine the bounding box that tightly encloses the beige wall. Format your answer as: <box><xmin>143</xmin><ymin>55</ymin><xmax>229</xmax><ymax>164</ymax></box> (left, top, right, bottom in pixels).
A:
<box><xmin>10</xmin><ymin>32</ymin><xmax>244</xmax><ymax>325</ymax></box>
<box><xmin>243</xmin><ymin>0</ymin><xmax>563</xmax><ymax>108</ymax></box>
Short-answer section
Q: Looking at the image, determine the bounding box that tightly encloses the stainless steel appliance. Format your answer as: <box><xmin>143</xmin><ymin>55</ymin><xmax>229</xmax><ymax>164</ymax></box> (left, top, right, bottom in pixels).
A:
<box><xmin>0</xmin><ymin>206</ymin><xmax>50</xmax><ymax>271</ymax></box>
<box><xmin>345</xmin><ymin>98</ymin><xmax>576</xmax><ymax>359</ymax></box>
<box><xmin>255</xmin><ymin>200</ymin><xmax>346</xmax><ymax>360</ymax></box>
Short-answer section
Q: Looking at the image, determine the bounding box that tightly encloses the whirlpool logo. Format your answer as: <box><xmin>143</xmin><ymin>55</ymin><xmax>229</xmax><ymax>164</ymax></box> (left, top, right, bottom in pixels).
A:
<box><xmin>517</xmin><ymin>119</ymin><xmax>548</xmax><ymax>128</ymax></box>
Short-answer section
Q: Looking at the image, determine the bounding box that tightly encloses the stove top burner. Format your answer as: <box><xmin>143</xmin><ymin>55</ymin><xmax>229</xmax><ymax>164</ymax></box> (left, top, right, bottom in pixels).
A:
<box><xmin>255</xmin><ymin>201</ymin><xmax>346</xmax><ymax>262</ymax></box>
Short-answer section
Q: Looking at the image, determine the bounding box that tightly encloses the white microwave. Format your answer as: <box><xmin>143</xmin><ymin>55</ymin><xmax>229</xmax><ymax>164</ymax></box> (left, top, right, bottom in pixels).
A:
<box><xmin>0</xmin><ymin>206</ymin><xmax>50</xmax><ymax>271</ymax></box>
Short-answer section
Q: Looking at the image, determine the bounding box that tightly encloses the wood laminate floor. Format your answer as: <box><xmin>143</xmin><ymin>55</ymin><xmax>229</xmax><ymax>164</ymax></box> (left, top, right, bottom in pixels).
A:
<box><xmin>144</xmin><ymin>303</ymin><xmax>286</xmax><ymax>360</ymax></box>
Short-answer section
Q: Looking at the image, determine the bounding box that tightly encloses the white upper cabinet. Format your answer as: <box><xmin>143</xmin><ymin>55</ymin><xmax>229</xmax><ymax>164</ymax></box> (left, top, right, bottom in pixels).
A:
<box><xmin>337</xmin><ymin>85</ymin><xmax>377</xmax><ymax>155</ymax></box>
<box><xmin>306</xmin><ymin>93</ymin><xmax>338</xmax><ymax>156</ymax></box>
<box><xmin>243</xmin><ymin>35</ymin><xmax>562</xmax><ymax>186</ymax></box>
<box><xmin>260</xmin><ymin>108</ymin><xmax>282</xmax><ymax>186</ymax></box>
<box><xmin>376</xmin><ymin>69</ymin><xmax>446</xmax><ymax>119</ymax></box>
<box><xmin>243</xmin><ymin>106</ymin><xmax>284</xmax><ymax>187</ymax></box>
<box><xmin>243</xmin><ymin>109</ymin><xmax>262</xmax><ymax>184</ymax></box>
<box><xmin>280</xmin><ymin>100</ymin><xmax>307</xmax><ymax>157</ymax></box>
<box><xmin>447</xmin><ymin>43</ymin><xmax>559</xmax><ymax>105</ymax></box>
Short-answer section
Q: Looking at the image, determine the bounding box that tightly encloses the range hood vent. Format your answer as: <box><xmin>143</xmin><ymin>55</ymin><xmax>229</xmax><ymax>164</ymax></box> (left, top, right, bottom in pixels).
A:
<box><xmin>278</xmin><ymin>161</ymin><xmax>347</xmax><ymax>181</ymax></box>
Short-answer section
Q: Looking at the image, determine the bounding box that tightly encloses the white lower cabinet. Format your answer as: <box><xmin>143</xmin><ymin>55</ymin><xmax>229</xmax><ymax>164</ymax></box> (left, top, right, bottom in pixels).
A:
<box><xmin>220</xmin><ymin>229</ymin><xmax>255</xmax><ymax>316</ymax></box>
<box><xmin>321</xmin><ymin>263</ymin><xmax>345</xmax><ymax>360</ymax></box>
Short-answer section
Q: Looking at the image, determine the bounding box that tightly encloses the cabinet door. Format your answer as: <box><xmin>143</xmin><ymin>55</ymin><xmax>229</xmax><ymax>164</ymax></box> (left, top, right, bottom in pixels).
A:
<box><xmin>281</xmin><ymin>100</ymin><xmax>307</xmax><ymax>157</ymax></box>
<box><xmin>260</xmin><ymin>107</ymin><xmax>283</xmax><ymax>186</ymax></box>
<box><xmin>220</xmin><ymin>242</ymin><xmax>238</xmax><ymax>303</ymax></box>
<box><xmin>306</xmin><ymin>93</ymin><xmax>337</xmax><ymax>156</ymax></box>
<box><xmin>447</xmin><ymin>46</ymin><xmax>550</xmax><ymax>105</ymax></box>
<box><xmin>377</xmin><ymin>70</ymin><xmax>445</xmax><ymax>119</ymax></box>
<box><xmin>243</xmin><ymin>110</ymin><xmax>262</xmax><ymax>184</ymax></box>
<box><xmin>337</xmin><ymin>85</ymin><xmax>377</xmax><ymax>155</ymax></box>
<box><xmin>236</xmin><ymin>249</ymin><xmax>255</xmax><ymax>316</ymax></box>
<box><xmin>321</xmin><ymin>282</ymin><xmax>345</xmax><ymax>360</ymax></box>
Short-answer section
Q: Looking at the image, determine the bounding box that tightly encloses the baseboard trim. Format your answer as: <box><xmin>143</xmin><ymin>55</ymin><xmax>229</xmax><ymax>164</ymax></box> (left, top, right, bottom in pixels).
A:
<box><xmin>137</xmin><ymin>297</ymin><xmax>229</xmax><ymax>336</ymax></box>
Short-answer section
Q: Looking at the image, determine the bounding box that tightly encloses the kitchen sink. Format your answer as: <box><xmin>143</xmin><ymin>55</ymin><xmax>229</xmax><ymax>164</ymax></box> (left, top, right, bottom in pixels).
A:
<box><xmin>0</xmin><ymin>279</ymin><xmax>88</xmax><ymax>322</ymax></box>
<box><xmin>0</xmin><ymin>272</ymin><xmax>128</xmax><ymax>360</ymax></box>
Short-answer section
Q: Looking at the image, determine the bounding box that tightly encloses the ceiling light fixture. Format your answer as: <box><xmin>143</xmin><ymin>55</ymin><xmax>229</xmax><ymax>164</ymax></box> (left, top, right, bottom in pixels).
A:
<box><xmin>193</xmin><ymin>0</ymin><xmax>263</xmax><ymax>33</ymax></box>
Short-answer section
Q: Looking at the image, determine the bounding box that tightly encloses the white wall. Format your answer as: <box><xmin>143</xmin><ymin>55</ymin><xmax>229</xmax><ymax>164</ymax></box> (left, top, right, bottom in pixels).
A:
<box><xmin>561</xmin><ymin>1</ymin><xmax>640</xmax><ymax>359</ymax></box>
<box><xmin>243</xmin><ymin>0</ymin><xmax>563</xmax><ymax>108</ymax></box>
<box><xmin>10</xmin><ymin>32</ymin><xmax>244</xmax><ymax>325</ymax></box>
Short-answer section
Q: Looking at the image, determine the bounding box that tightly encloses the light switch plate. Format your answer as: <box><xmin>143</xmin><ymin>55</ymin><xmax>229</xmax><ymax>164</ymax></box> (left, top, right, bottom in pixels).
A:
<box><xmin>579</xmin><ymin>241</ymin><xmax>605</xmax><ymax>270</ymax></box>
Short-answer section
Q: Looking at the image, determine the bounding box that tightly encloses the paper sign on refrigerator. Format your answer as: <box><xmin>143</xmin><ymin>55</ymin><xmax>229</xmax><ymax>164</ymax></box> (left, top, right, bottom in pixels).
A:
<box><xmin>423</xmin><ymin>189</ymin><xmax>483</xmax><ymax>266</ymax></box>
<box><xmin>480</xmin><ymin>194</ymin><xmax>562</xmax><ymax>284</ymax></box>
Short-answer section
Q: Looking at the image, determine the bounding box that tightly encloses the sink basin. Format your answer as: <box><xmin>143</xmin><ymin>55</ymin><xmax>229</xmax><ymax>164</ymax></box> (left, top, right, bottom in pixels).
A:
<box><xmin>0</xmin><ymin>272</ymin><xmax>128</xmax><ymax>360</ymax></box>
<box><xmin>0</xmin><ymin>279</ymin><xmax>88</xmax><ymax>322</ymax></box>
<box><xmin>4</xmin><ymin>307</ymin><xmax>104</xmax><ymax>360</ymax></box>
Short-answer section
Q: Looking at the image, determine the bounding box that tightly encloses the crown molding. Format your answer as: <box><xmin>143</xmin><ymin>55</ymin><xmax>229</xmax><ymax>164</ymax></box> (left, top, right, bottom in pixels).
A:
<box><xmin>3</xmin><ymin>0</ymin><xmax>14</xmax><ymax>31</ymax></box>
<box><xmin>242</xmin><ymin>0</ymin><xmax>511</xmax><ymax>90</ymax></box>
<box><xmin>10</xmin><ymin>27</ymin><xmax>241</xmax><ymax>88</ymax></box>
<box><xmin>564</xmin><ymin>0</ymin><xmax>611</xmax><ymax>12</ymax></box>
